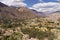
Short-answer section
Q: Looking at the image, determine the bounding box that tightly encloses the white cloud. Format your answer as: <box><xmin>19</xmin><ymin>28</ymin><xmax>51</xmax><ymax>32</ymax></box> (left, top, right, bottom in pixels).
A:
<box><xmin>11</xmin><ymin>2</ymin><xmax>27</xmax><ymax>7</ymax></box>
<box><xmin>0</xmin><ymin>0</ymin><xmax>27</xmax><ymax>7</ymax></box>
<box><xmin>11</xmin><ymin>0</ymin><xmax>27</xmax><ymax>7</ymax></box>
<box><xmin>31</xmin><ymin>2</ymin><xmax>60</xmax><ymax>13</ymax></box>
<box><xmin>1</xmin><ymin>0</ymin><xmax>14</xmax><ymax>5</ymax></box>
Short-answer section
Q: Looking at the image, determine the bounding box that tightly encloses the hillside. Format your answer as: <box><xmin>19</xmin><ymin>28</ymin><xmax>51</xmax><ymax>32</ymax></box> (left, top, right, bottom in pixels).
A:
<box><xmin>16</xmin><ymin>7</ymin><xmax>38</xmax><ymax>18</ymax></box>
<box><xmin>45</xmin><ymin>11</ymin><xmax>60</xmax><ymax>21</ymax></box>
<box><xmin>0</xmin><ymin>2</ymin><xmax>39</xmax><ymax>19</ymax></box>
<box><xmin>0</xmin><ymin>2</ymin><xmax>60</xmax><ymax>40</ymax></box>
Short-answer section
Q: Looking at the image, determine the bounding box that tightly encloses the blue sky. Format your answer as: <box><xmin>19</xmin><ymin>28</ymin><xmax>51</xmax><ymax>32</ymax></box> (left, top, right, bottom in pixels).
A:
<box><xmin>41</xmin><ymin>0</ymin><xmax>58</xmax><ymax>2</ymax></box>
<box><xmin>24</xmin><ymin>0</ymin><xmax>60</xmax><ymax>7</ymax></box>
<box><xmin>0</xmin><ymin>0</ymin><xmax>60</xmax><ymax>12</ymax></box>
<box><xmin>24</xmin><ymin>0</ymin><xmax>40</xmax><ymax>7</ymax></box>
<box><xmin>0</xmin><ymin>0</ymin><xmax>59</xmax><ymax>7</ymax></box>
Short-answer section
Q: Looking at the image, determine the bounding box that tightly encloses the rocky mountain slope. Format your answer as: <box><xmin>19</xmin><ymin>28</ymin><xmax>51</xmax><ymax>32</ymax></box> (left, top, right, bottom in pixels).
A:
<box><xmin>0</xmin><ymin>2</ymin><xmax>60</xmax><ymax>40</ymax></box>
<box><xmin>0</xmin><ymin>2</ymin><xmax>39</xmax><ymax>19</ymax></box>
<box><xmin>46</xmin><ymin>11</ymin><xmax>60</xmax><ymax>21</ymax></box>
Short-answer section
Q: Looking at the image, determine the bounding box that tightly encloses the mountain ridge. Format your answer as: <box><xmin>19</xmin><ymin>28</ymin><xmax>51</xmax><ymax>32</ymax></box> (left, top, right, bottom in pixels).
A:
<box><xmin>0</xmin><ymin>2</ymin><xmax>39</xmax><ymax>19</ymax></box>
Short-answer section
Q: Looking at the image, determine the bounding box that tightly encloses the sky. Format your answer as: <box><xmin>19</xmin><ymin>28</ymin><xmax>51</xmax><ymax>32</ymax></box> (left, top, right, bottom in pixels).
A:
<box><xmin>0</xmin><ymin>0</ymin><xmax>60</xmax><ymax>12</ymax></box>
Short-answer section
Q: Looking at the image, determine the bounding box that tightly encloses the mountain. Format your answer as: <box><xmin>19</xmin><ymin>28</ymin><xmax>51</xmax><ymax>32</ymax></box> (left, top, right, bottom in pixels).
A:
<box><xmin>31</xmin><ymin>9</ymin><xmax>47</xmax><ymax>17</ymax></box>
<box><xmin>16</xmin><ymin>7</ymin><xmax>39</xmax><ymax>18</ymax></box>
<box><xmin>0</xmin><ymin>2</ymin><xmax>8</xmax><ymax>7</ymax></box>
<box><xmin>0</xmin><ymin>3</ymin><xmax>19</xmax><ymax>19</ymax></box>
<box><xmin>0</xmin><ymin>2</ymin><xmax>39</xmax><ymax>19</ymax></box>
<box><xmin>46</xmin><ymin>11</ymin><xmax>60</xmax><ymax>21</ymax></box>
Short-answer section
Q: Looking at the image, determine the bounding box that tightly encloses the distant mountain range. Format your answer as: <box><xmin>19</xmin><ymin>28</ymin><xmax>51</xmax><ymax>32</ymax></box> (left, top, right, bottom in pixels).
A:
<box><xmin>0</xmin><ymin>2</ymin><xmax>39</xmax><ymax>19</ymax></box>
<box><xmin>0</xmin><ymin>2</ymin><xmax>8</xmax><ymax>7</ymax></box>
<box><xmin>0</xmin><ymin>2</ymin><xmax>60</xmax><ymax>20</ymax></box>
<box><xmin>45</xmin><ymin>11</ymin><xmax>60</xmax><ymax>21</ymax></box>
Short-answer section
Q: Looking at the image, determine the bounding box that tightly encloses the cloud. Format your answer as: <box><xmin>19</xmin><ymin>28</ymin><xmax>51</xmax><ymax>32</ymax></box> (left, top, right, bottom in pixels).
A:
<box><xmin>0</xmin><ymin>0</ymin><xmax>27</xmax><ymax>7</ymax></box>
<box><xmin>11</xmin><ymin>2</ymin><xmax>27</xmax><ymax>7</ymax></box>
<box><xmin>31</xmin><ymin>2</ymin><xmax>60</xmax><ymax>13</ymax></box>
<box><xmin>0</xmin><ymin>0</ymin><xmax>14</xmax><ymax>5</ymax></box>
<box><xmin>11</xmin><ymin>0</ymin><xmax>27</xmax><ymax>7</ymax></box>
